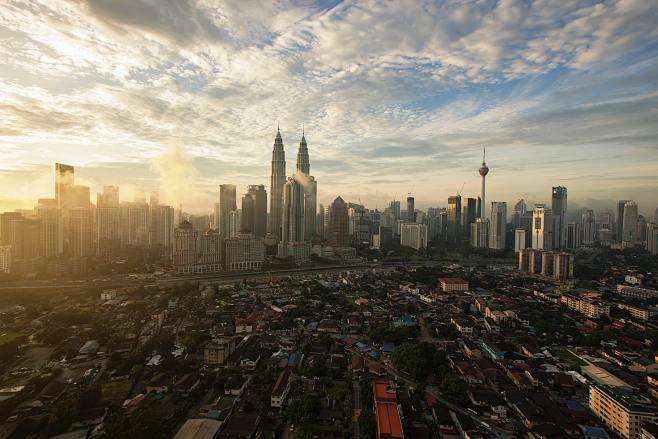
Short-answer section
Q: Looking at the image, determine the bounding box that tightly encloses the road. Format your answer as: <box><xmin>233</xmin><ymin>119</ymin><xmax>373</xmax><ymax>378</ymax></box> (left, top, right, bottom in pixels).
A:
<box><xmin>352</xmin><ymin>380</ymin><xmax>362</xmax><ymax>439</ymax></box>
<box><xmin>0</xmin><ymin>257</ymin><xmax>517</xmax><ymax>294</ymax></box>
<box><xmin>378</xmin><ymin>362</ymin><xmax>510</xmax><ymax>436</ymax></box>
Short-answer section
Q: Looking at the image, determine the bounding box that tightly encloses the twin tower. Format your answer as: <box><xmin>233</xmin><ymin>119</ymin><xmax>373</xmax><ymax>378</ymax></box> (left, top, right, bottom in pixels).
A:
<box><xmin>269</xmin><ymin>127</ymin><xmax>317</xmax><ymax>253</ymax></box>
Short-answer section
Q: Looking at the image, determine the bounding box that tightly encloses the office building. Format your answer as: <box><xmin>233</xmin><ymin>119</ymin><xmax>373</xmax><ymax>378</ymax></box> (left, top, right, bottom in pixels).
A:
<box><xmin>514</xmin><ymin>228</ymin><xmax>526</xmax><ymax>254</ymax></box>
<box><xmin>489</xmin><ymin>202</ymin><xmax>507</xmax><ymax>250</ymax></box>
<box><xmin>647</xmin><ymin>223</ymin><xmax>658</xmax><ymax>255</ymax></box>
<box><xmin>400</xmin><ymin>223</ymin><xmax>427</xmax><ymax>250</ymax></box>
<box><xmin>36</xmin><ymin>198</ymin><xmax>62</xmax><ymax>257</ymax></box>
<box><xmin>616</xmin><ymin>200</ymin><xmax>631</xmax><ymax>242</ymax></box>
<box><xmin>223</xmin><ymin>233</ymin><xmax>264</xmax><ymax>271</ymax></box>
<box><xmin>304</xmin><ymin>176</ymin><xmax>317</xmax><ymax>240</ymax></box>
<box><xmin>0</xmin><ymin>246</ymin><xmax>11</xmax><ymax>274</ymax></box>
<box><xmin>406</xmin><ymin>195</ymin><xmax>415</xmax><ymax>223</ymax></box>
<box><xmin>55</xmin><ymin>163</ymin><xmax>75</xmax><ymax>210</ymax></box>
<box><xmin>120</xmin><ymin>201</ymin><xmax>149</xmax><ymax>247</ymax></box>
<box><xmin>532</xmin><ymin>204</ymin><xmax>553</xmax><ymax>250</ymax></box>
<box><xmin>219</xmin><ymin>184</ymin><xmax>237</xmax><ymax>238</ymax></box>
<box><xmin>478</xmin><ymin>147</ymin><xmax>489</xmax><ymax>220</ymax></box>
<box><xmin>462</xmin><ymin>197</ymin><xmax>478</xmax><ymax>240</ymax></box>
<box><xmin>551</xmin><ymin>186</ymin><xmax>568</xmax><ymax>250</ymax></box>
<box><xmin>328</xmin><ymin>196</ymin><xmax>350</xmax><ymax>248</ymax></box>
<box><xmin>589</xmin><ymin>385</ymin><xmax>658</xmax><ymax>439</ymax></box>
<box><xmin>447</xmin><ymin>195</ymin><xmax>462</xmax><ymax>242</ymax></box>
<box><xmin>150</xmin><ymin>204</ymin><xmax>175</xmax><ymax>251</ymax></box>
<box><xmin>636</xmin><ymin>215</ymin><xmax>647</xmax><ymax>244</ymax></box>
<box><xmin>519</xmin><ymin>248</ymin><xmax>573</xmax><ymax>281</ymax></box>
<box><xmin>567</xmin><ymin>221</ymin><xmax>580</xmax><ymax>249</ymax></box>
<box><xmin>68</xmin><ymin>207</ymin><xmax>93</xmax><ymax>258</ymax></box>
<box><xmin>389</xmin><ymin>200</ymin><xmax>401</xmax><ymax>222</ymax></box>
<box><xmin>172</xmin><ymin>221</ymin><xmax>222</xmax><ymax>274</ymax></box>
<box><xmin>622</xmin><ymin>201</ymin><xmax>638</xmax><ymax>247</ymax></box>
<box><xmin>471</xmin><ymin>218</ymin><xmax>489</xmax><ymax>248</ymax></box>
<box><xmin>269</xmin><ymin>127</ymin><xmax>286</xmax><ymax>239</ymax></box>
<box><xmin>228</xmin><ymin>210</ymin><xmax>241</xmax><ymax>238</ymax></box>
<box><xmin>512</xmin><ymin>199</ymin><xmax>527</xmax><ymax>227</ymax></box>
<box><xmin>581</xmin><ymin>209</ymin><xmax>597</xmax><ymax>245</ymax></box>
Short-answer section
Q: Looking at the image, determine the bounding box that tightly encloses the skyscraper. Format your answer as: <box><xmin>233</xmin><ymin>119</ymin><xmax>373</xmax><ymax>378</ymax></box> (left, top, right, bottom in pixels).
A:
<box><xmin>471</xmin><ymin>218</ymin><xmax>489</xmax><ymax>248</ymax></box>
<box><xmin>269</xmin><ymin>127</ymin><xmax>286</xmax><ymax>239</ymax></box>
<box><xmin>296</xmin><ymin>129</ymin><xmax>310</xmax><ymax>174</ymax></box>
<box><xmin>55</xmin><ymin>163</ymin><xmax>74</xmax><ymax>209</ymax></box>
<box><xmin>281</xmin><ymin>177</ymin><xmax>305</xmax><ymax>244</ymax></box>
<box><xmin>489</xmin><ymin>202</ymin><xmax>507</xmax><ymax>250</ymax></box>
<box><xmin>240</xmin><ymin>185</ymin><xmax>267</xmax><ymax>237</ymax></box>
<box><xmin>219</xmin><ymin>184</ymin><xmax>237</xmax><ymax>238</ymax></box>
<box><xmin>389</xmin><ymin>200</ymin><xmax>401</xmax><ymax>223</ymax></box>
<box><xmin>532</xmin><ymin>204</ymin><xmax>553</xmax><ymax>250</ymax></box>
<box><xmin>478</xmin><ymin>147</ymin><xmax>489</xmax><ymax>220</ymax></box>
<box><xmin>622</xmin><ymin>201</ymin><xmax>638</xmax><ymax>246</ymax></box>
<box><xmin>447</xmin><ymin>195</ymin><xmax>462</xmax><ymax>242</ymax></box>
<box><xmin>581</xmin><ymin>209</ymin><xmax>596</xmax><ymax>245</ymax></box>
<box><xmin>406</xmin><ymin>195</ymin><xmax>415</xmax><ymax>223</ymax></box>
<box><xmin>36</xmin><ymin>198</ymin><xmax>62</xmax><ymax>257</ymax></box>
<box><xmin>551</xmin><ymin>186</ymin><xmax>568</xmax><ymax>250</ymax></box>
<box><xmin>150</xmin><ymin>204</ymin><xmax>175</xmax><ymax>251</ymax></box>
<box><xmin>462</xmin><ymin>197</ymin><xmax>478</xmax><ymax>240</ymax></box>
<box><xmin>328</xmin><ymin>196</ymin><xmax>350</xmax><ymax>248</ymax></box>
<box><xmin>616</xmin><ymin>200</ymin><xmax>630</xmax><ymax>242</ymax></box>
<box><xmin>295</xmin><ymin>131</ymin><xmax>317</xmax><ymax>241</ymax></box>
<box><xmin>96</xmin><ymin>186</ymin><xmax>121</xmax><ymax>257</ymax></box>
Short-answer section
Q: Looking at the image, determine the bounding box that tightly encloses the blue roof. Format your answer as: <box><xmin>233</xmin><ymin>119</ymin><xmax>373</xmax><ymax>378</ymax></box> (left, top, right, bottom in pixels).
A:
<box><xmin>368</xmin><ymin>351</ymin><xmax>380</xmax><ymax>359</ymax></box>
<box><xmin>382</xmin><ymin>342</ymin><xmax>395</xmax><ymax>353</ymax></box>
<box><xmin>288</xmin><ymin>352</ymin><xmax>299</xmax><ymax>367</ymax></box>
<box><xmin>578</xmin><ymin>425</ymin><xmax>610</xmax><ymax>439</ymax></box>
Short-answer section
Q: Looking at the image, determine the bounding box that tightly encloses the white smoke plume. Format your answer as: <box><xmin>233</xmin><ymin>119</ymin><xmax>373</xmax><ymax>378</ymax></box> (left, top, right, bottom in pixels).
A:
<box><xmin>151</xmin><ymin>144</ymin><xmax>198</xmax><ymax>208</ymax></box>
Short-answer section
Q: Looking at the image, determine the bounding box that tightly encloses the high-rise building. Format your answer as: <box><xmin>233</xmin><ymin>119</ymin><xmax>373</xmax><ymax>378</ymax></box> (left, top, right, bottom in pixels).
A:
<box><xmin>389</xmin><ymin>201</ymin><xmax>401</xmax><ymax>223</ymax></box>
<box><xmin>636</xmin><ymin>215</ymin><xmax>648</xmax><ymax>244</ymax></box>
<box><xmin>304</xmin><ymin>176</ymin><xmax>317</xmax><ymax>240</ymax></box>
<box><xmin>219</xmin><ymin>184</ymin><xmax>237</xmax><ymax>238</ymax></box>
<box><xmin>400</xmin><ymin>223</ymin><xmax>427</xmax><ymax>250</ymax></box>
<box><xmin>616</xmin><ymin>200</ymin><xmax>631</xmax><ymax>242</ymax></box>
<box><xmin>551</xmin><ymin>186</ymin><xmax>568</xmax><ymax>250</ymax></box>
<box><xmin>120</xmin><ymin>201</ymin><xmax>149</xmax><ymax>247</ymax></box>
<box><xmin>317</xmin><ymin>204</ymin><xmax>325</xmax><ymax>240</ymax></box>
<box><xmin>581</xmin><ymin>209</ymin><xmax>596</xmax><ymax>245</ymax></box>
<box><xmin>0</xmin><ymin>212</ymin><xmax>25</xmax><ymax>260</ymax></box>
<box><xmin>228</xmin><ymin>210</ymin><xmax>241</xmax><ymax>238</ymax></box>
<box><xmin>622</xmin><ymin>201</ymin><xmax>638</xmax><ymax>246</ymax></box>
<box><xmin>322</xmin><ymin>204</ymin><xmax>331</xmax><ymax>240</ymax></box>
<box><xmin>55</xmin><ymin>163</ymin><xmax>75</xmax><ymax>210</ymax></box>
<box><xmin>514</xmin><ymin>229</ymin><xmax>526</xmax><ymax>253</ymax></box>
<box><xmin>406</xmin><ymin>195</ymin><xmax>415</xmax><ymax>223</ymax></box>
<box><xmin>478</xmin><ymin>147</ymin><xmax>489</xmax><ymax>220</ymax></box>
<box><xmin>36</xmin><ymin>198</ymin><xmax>62</xmax><ymax>257</ymax></box>
<box><xmin>489</xmin><ymin>202</ymin><xmax>507</xmax><ymax>250</ymax></box>
<box><xmin>281</xmin><ymin>177</ymin><xmax>304</xmax><ymax>242</ymax></box>
<box><xmin>471</xmin><ymin>218</ymin><xmax>489</xmax><ymax>248</ymax></box>
<box><xmin>462</xmin><ymin>197</ymin><xmax>478</xmax><ymax>240</ymax></box>
<box><xmin>646</xmin><ymin>223</ymin><xmax>658</xmax><ymax>255</ymax></box>
<box><xmin>241</xmin><ymin>192</ymin><xmax>256</xmax><ymax>235</ymax></box>
<box><xmin>96</xmin><ymin>186</ymin><xmax>121</xmax><ymax>257</ymax></box>
<box><xmin>567</xmin><ymin>221</ymin><xmax>580</xmax><ymax>249</ymax></box>
<box><xmin>269</xmin><ymin>127</ymin><xmax>286</xmax><ymax>239</ymax></box>
<box><xmin>295</xmin><ymin>131</ymin><xmax>317</xmax><ymax>241</ymax></box>
<box><xmin>68</xmin><ymin>207</ymin><xmax>93</xmax><ymax>258</ymax></box>
<box><xmin>328</xmin><ymin>196</ymin><xmax>350</xmax><ymax>248</ymax></box>
<box><xmin>447</xmin><ymin>195</ymin><xmax>462</xmax><ymax>242</ymax></box>
<box><xmin>173</xmin><ymin>221</ymin><xmax>197</xmax><ymax>273</ymax></box>
<box><xmin>223</xmin><ymin>233</ymin><xmax>265</xmax><ymax>271</ymax></box>
<box><xmin>150</xmin><ymin>204</ymin><xmax>175</xmax><ymax>251</ymax></box>
<box><xmin>248</xmin><ymin>185</ymin><xmax>267</xmax><ymax>237</ymax></box>
<box><xmin>532</xmin><ymin>204</ymin><xmax>553</xmax><ymax>250</ymax></box>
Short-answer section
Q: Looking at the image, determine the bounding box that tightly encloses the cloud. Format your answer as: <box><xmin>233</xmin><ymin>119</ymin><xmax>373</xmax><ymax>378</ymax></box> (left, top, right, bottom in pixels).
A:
<box><xmin>151</xmin><ymin>144</ymin><xmax>199</xmax><ymax>208</ymax></box>
<box><xmin>0</xmin><ymin>0</ymin><xmax>656</xmax><ymax>215</ymax></box>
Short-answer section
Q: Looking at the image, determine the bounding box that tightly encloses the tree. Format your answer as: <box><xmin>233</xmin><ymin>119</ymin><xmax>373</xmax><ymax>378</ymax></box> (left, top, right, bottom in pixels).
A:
<box><xmin>440</xmin><ymin>373</ymin><xmax>469</xmax><ymax>406</ymax></box>
<box><xmin>392</xmin><ymin>342</ymin><xmax>446</xmax><ymax>381</ymax></box>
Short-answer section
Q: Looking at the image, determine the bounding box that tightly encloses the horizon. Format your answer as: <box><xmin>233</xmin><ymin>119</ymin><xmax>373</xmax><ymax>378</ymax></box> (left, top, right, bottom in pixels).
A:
<box><xmin>1</xmin><ymin>1</ymin><xmax>657</xmax><ymax>215</ymax></box>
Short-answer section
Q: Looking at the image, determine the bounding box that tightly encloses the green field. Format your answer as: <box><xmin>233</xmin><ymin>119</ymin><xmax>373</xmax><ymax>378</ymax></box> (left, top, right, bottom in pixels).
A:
<box><xmin>553</xmin><ymin>348</ymin><xmax>587</xmax><ymax>370</ymax></box>
<box><xmin>0</xmin><ymin>330</ymin><xmax>23</xmax><ymax>345</ymax></box>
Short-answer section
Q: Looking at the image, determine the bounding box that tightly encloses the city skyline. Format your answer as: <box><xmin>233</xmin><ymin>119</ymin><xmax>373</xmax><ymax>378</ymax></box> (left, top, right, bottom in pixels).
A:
<box><xmin>1</xmin><ymin>1</ymin><xmax>657</xmax><ymax>213</ymax></box>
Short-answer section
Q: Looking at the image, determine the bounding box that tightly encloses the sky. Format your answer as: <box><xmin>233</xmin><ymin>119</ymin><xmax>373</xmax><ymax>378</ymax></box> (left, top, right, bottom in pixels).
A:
<box><xmin>0</xmin><ymin>0</ymin><xmax>657</xmax><ymax>216</ymax></box>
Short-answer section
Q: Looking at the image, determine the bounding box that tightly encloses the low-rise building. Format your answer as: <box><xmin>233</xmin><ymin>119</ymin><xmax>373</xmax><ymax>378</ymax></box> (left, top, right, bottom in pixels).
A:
<box><xmin>439</xmin><ymin>277</ymin><xmax>469</xmax><ymax>292</ymax></box>
<box><xmin>203</xmin><ymin>338</ymin><xmax>236</xmax><ymax>366</ymax></box>
<box><xmin>271</xmin><ymin>368</ymin><xmax>291</xmax><ymax>408</ymax></box>
<box><xmin>589</xmin><ymin>385</ymin><xmax>658</xmax><ymax>439</ymax></box>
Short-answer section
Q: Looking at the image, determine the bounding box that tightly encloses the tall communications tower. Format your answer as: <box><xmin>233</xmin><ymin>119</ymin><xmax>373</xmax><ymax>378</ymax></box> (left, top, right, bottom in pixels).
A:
<box><xmin>479</xmin><ymin>147</ymin><xmax>489</xmax><ymax>220</ymax></box>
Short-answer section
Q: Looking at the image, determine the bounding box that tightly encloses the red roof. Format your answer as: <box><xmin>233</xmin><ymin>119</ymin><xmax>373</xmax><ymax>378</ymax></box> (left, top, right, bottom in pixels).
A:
<box><xmin>439</xmin><ymin>277</ymin><xmax>468</xmax><ymax>284</ymax></box>
<box><xmin>376</xmin><ymin>402</ymin><xmax>404</xmax><ymax>439</ymax></box>
<box><xmin>373</xmin><ymin>380</ymin><xmax>396</xmax><ymax>403</ymax></box>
